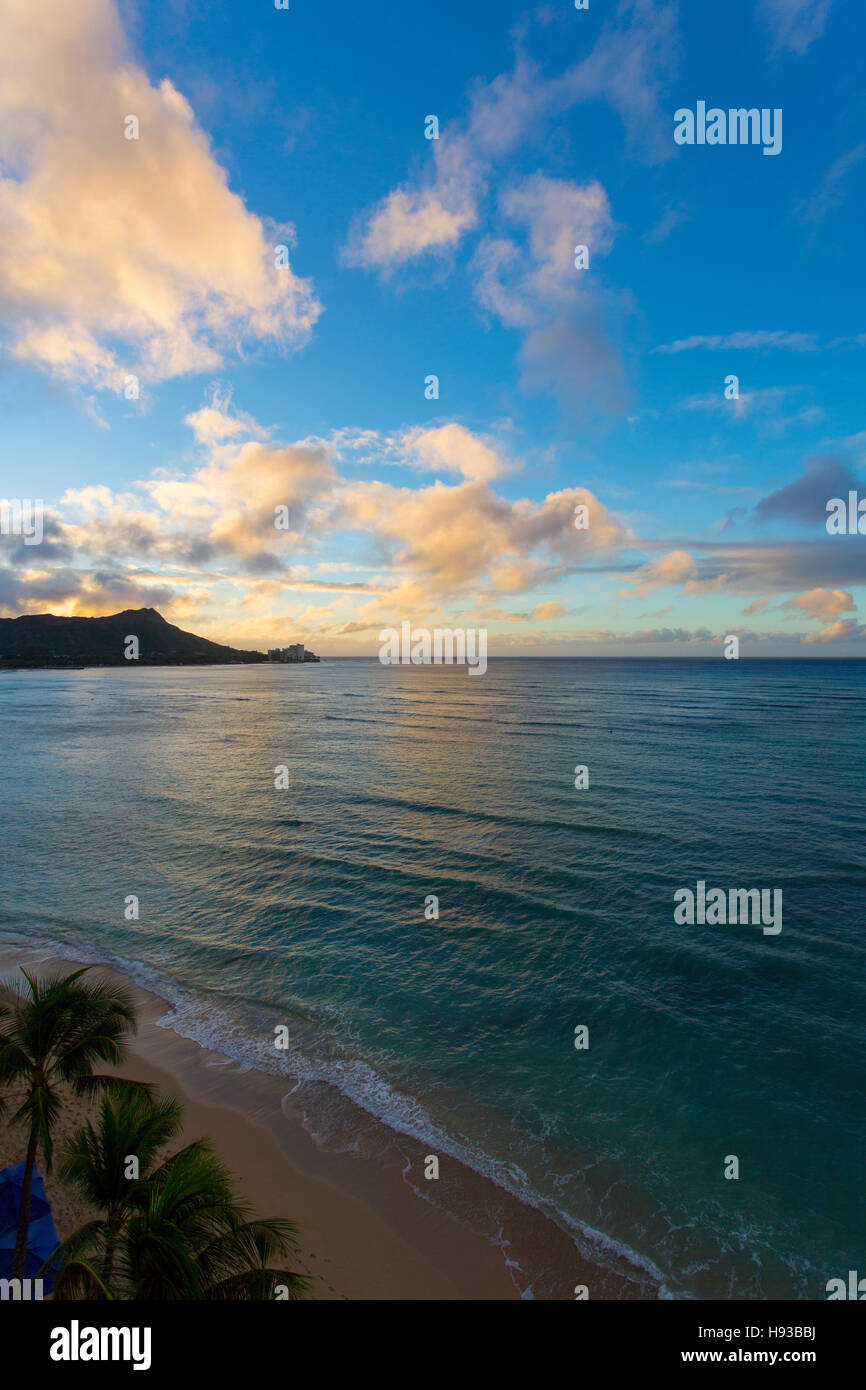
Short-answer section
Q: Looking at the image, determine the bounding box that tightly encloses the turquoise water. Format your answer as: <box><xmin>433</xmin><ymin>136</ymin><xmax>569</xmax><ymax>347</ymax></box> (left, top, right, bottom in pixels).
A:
<box><xmin>1</xmin><ymin>658</ymin><xmax>864</xmax><ymax>1298</ymax></box>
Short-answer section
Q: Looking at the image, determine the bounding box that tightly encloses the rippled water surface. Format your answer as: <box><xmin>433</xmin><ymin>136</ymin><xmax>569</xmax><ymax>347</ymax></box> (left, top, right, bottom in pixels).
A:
<box><xmin>1</xmin><ymin>658</ymin><xmax>863</xmax><ymax>1298</ymax></box>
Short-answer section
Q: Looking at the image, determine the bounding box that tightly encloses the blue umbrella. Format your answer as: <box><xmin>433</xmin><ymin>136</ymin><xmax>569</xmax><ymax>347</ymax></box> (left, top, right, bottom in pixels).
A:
<box><xmin>0</xmin><ymin>1161</ymin><xmax>61</xmax><ymax>1292</ymax></box>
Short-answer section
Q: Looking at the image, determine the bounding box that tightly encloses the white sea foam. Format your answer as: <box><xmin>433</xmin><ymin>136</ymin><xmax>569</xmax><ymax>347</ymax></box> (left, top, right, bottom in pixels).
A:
<box><xmin>0</xmin><ymin>926</ymin><xmax>675</xmax><ymax>1297</ymax></box>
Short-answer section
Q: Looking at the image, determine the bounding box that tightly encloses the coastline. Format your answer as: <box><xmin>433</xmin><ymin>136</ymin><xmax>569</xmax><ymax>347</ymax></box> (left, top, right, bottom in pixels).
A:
<box><xmin>0</xmin><ymin>941</ymin><xmax>655</xmax><ymax>1301</ymax></box>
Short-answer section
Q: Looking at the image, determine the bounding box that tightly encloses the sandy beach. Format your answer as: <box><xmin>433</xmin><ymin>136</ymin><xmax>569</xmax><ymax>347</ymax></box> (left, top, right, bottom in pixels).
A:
<box><xmin>0</xmin><ymin>942</ymin><xmax>647</xmax><ymax>1300</ymax></box>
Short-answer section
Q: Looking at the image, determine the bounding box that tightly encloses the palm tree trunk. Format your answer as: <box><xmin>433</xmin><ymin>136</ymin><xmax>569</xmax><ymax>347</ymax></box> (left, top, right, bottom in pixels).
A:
<box><xmin>103</xmin><ymin>1215</ymin><xmax>120</xmax><ymax>1290</ymax></box>
<box><xmin>12</xmin><ymin>1119</ymin><xmax>40</xmax><ymax>1281</ymax></box>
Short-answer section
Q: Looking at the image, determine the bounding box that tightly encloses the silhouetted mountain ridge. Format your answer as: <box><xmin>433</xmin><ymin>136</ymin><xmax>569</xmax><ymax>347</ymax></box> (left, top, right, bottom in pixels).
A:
<box><xmin>0</xmin><ymin>608</ymin><xmax>267</xmax><ymax>667</ymax></box>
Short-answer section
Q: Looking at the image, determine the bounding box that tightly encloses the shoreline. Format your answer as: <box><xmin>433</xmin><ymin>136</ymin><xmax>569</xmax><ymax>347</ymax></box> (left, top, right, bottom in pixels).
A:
<box><xmin>0</xmin><ymin>940</ymin><xmax>656</xmax><ymax>1301</ymax></box>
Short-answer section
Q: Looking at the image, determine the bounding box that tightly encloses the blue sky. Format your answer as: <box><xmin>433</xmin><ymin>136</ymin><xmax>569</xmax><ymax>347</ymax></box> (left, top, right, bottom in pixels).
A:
<box><xmin>1</xmin><ymin>0</ymin><xmax>864</xmax><ymax>653</ymax></box>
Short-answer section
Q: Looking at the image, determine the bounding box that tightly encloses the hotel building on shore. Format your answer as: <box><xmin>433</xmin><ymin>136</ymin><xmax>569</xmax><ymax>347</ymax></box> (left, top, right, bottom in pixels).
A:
<box><xmin>267</xmin><ymin>644</ymin><xmax>319</xmax><ymax>663</ymax></box>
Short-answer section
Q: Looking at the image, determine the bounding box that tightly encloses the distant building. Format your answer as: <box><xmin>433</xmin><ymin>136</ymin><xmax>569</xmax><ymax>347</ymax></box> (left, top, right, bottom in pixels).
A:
<box><xmin>267</xmin><ymin>644</ymin><xmax>319</xmax><ymax>663</ymax></box>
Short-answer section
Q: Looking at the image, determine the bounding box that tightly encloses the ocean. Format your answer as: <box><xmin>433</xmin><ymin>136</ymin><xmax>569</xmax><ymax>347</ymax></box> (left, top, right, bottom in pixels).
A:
<box><xmin>1</xmin><ymin>657</ymin><xmax>863</xmax><ymax>1299</ymax></box>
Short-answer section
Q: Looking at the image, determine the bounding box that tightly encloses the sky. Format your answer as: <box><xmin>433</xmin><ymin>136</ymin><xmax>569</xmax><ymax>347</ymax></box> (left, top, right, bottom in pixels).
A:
<box><xmin>1</xmin><ymin>0</ymin><xmax>865</xmax><ymax>656</ymax></box>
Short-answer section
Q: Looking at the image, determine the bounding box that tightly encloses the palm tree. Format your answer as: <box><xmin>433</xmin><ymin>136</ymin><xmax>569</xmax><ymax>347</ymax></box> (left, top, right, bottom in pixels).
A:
<box><xmin>58</xmin><ymin>1082</ymin><xmax>183</xmax><ymax>1287</ymax></box>
<box><xmin>52</xmin><ymin>1087</ymin><xmax>310</xmax><ymax>1300</ymax></box>
<box><xmin>0</xmin><ymin>966</ymin><xmax>137</xmax><ymax>1280</ymax></box>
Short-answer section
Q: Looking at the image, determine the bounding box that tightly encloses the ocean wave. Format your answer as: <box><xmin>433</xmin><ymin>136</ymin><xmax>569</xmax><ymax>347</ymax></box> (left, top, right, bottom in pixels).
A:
<box><xmin>0</xmin><ymin>925</ymin><xmax>674</xmax><ymax>1298</ymax></box>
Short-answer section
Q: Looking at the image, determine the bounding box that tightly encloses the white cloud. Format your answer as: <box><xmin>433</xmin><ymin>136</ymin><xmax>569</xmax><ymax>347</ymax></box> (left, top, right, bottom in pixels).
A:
<box><xmin>9</xmin><ymin>408</ymin><xmax>628</xmax><ymax>627</ymax></box>
<box><xmin>478</xmin><ymin>175</ymin><xmax>615</xmax><ymax>320</ymax></box>
<box><xmin>184</xmin><ymin>385</ymin><xmax>262</xmax><ymax>444</ymax></box>
<box><xmin>783</xmin><ymin>587</ymin><xmax>855</xmax><ymax>619</ymax></box>
<box><xmin>756</xmin><ymin>0</ymin><xmax>832</xmax><ymax>55</ymax></box>
<box><xmin>654</xmin><ymin>330</ymin><xmax>821</xmax><ymax>354</ymax></box>
<box><xmin>678</xmin><ymin>386</ymin><xmax>825</xmax><ymax>435</ymax></box>
<box><xmin>0</xmin><ymin>0</ymin><xmax>320</xmax><ymax>388</ymax></box>
<box><xmin>342</xmin><ymin>168</ymin><xmax>481</xmax><ymax>271</ymax></box>
<box><xmin>398</xmin><ymin>424</ymin><xmax>509</xmax><ymax>483</ymax></box>
<box><xmin>622</xmin><ymin>549</ymin><xmax>698</xmax><ymax>596</ymax></box>
<box><xmin>802</xmin><ymin>618</ymin><xmax>865</xmax><ymax>644</ymax></box>
<box><xmin>801</xmin><ymin>145</ymin><xmax>866</xmax><ymax>223</ymax></box>
<box><xmin>343</xmin><ymin>1</ymin><xmax>678</xmax><ymax>272</ymax></box>
<box><xmin>473</xmin><ymin>174</ymin><xmax>624</xmax><ymax>411</ymax></box>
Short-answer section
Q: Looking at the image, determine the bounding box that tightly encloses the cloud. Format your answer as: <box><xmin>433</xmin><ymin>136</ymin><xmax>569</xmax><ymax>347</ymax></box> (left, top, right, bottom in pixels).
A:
<box><xmin>656</xmin><ymin>330</ymin><xmax>866</xmax><ymax>354</ymax></box>
<box><xmin>336</xmin><ymin>422</ymin><xmax>515</xmax><ymax>482</ymax></box>
<box><xmin>476</xmin><ymin>174</ymin><xmax>615</xmax><ymax>324</ymax></box>
<box><xmin>801</xmin><ymin>145</ymin><xmax>866</xmax><ymax>223</ymax></box>
<box><xmin>712</xmin><ymin>507</ymin><xmax>750</xmax><ymax>534</ymax></box>
<box><xmin>398</xmin><ymin>424</ymin><xmax>509</xmax><ymax>483</ymax></box>
<box><xmin>753</xmin><ymin>456</ymin><xmax>862</xmax><ymax>526</ymax></box>
<box><xmin>680</xmin><ymin>387</ymin><xmax>790</xmax><ymax>417</ymax></box>
<box><xmin>0</xmin><ymin>0</ymin><xmax>320</xmax><ymax>388</ymax></box>
<box><xmin>184</xmin><ymin>384</ymin><xmax>261</xmax><ymax>444</ymax></box>
<box><xmin>644</xmin><ymin>206</ymin><xmax>688</xmax><ymax>243</ymax></box>
<box><xmin>579</xmin><ymin>625</ymin><xmax>716</xmax><ymax>645</ymax></box>
<box><xmin>341</xmin><ymin>53</ymin><xmax>540</xmax><ymax>271</ymax></box>
<box><xmin>756</xmin><ymin>0</ymin><xmax>832</xmax><ymax>55</ymax></box>
<box><xmin>783</xmin><ymin>587</ymin><xmax>855</xmax><ymax>619</ymax></box>
<box><xmin>473</xmin><ymin>174</ymin><xmax>625</xmax><ymax>411</ymax></box>
<box><xmin>834</xmin><ymin>430</ymin><xmax>866</xmax><ymax>459</ymax></box>
<box><xmin>342</xmin><ymin>159</ymin><xmax>482</xmax><ymax>271</ymax></box>
<box><xmin>622</xmin><ymin>549</ymin><xmax>698</xmax><ymax>595</ymax></box>
<box><xmin>9</xmin><ymin>402</ymin><xmax>864</xmax><ymax>652</ymax></box>
<box><xmin>477</xmin><ymin>600</ymin><xmax>567</xmax><ymax>622</ymax></box>
<box><xmin>611</xmin><ymin>474</ymin><xmax>866</xmax><ymax>605</ymax></box>
<box><xmin>0</xmin><ymin>563</ymin><xmax>180</xmax><ymax>617</ymax></box>
<box><xmin>343</xmin><ymin>0</ymin><xmax>678</xmax><ymax>272</ymax></box>
<box><xmin>615</xmin><ymin>530</ymin><xmax>866</xmax><ymax>600</ymax></box>
<box><xmin>654</xmin><ymin>330</ymin><xmax>822</xmax><ymax>354</ymax></box>
<box><xmin>52</xmin><ymin>420</ymin><xmax>339</xmax><ymax>580</ymax></box>
<box><xmin>336</xmin><ymin>476</ymin><xmax>626</xmax><ymax>599</ymax></box>
<box><xmin>1</xmin><ymin>404</ymin><xmax>631</xmax><ymax>629</ymax></box>
<box><xmin>678</xmin><ymin>385</ymin><xmax>824</xmax><ymax>435</ymax></box>
<box><xmin>557</xmin><ymin>0</ymin><xmax>680</xmax><ymax>162</ymax></box>
<box><xmin>532</xmin><ymin>601</ymin><xmax>567</xmax><ymax>620</ymax></box>
<box><xmin>803</xmin><ymin>618</ymin><xmax>865</xmax><ymax>643</ymax></box>
<box><xmin>336</xmin><ymin>619</ymin><xmax>383</xmax><ymax>635</ymax></box>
